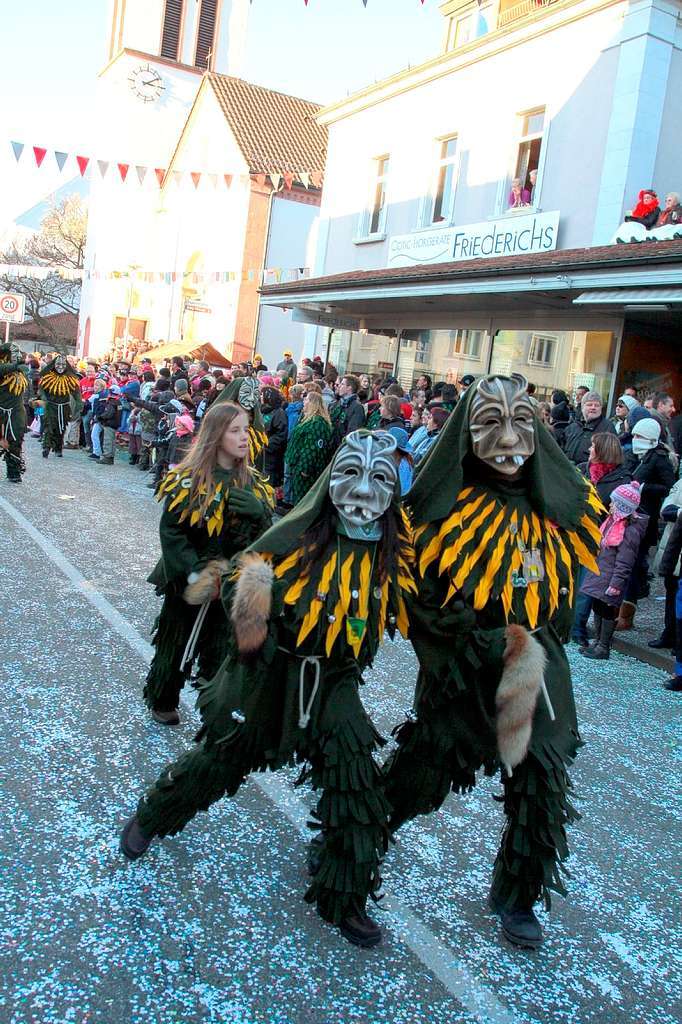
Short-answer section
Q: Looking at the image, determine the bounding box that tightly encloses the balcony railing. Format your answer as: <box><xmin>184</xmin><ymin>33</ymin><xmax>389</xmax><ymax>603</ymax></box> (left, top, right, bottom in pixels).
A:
<box><xmin>498</xmin><ymin>0</ymin><xmax>560</xmax><ymax>28</ymax></box>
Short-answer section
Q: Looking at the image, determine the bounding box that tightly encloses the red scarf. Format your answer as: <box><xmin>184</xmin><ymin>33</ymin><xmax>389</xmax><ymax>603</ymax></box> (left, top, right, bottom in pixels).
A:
<box><xmin>589</xmin><ymin>462</ymin><xmax>616</xmax><ymax>485</ymax></box>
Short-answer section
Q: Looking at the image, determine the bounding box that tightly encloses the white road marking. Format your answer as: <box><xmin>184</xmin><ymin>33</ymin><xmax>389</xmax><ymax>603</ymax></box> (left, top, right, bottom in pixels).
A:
<box><xmin>0</xmin><ymin>491</ymin><xmax>520</xmax><ymax>1024</ymax></box>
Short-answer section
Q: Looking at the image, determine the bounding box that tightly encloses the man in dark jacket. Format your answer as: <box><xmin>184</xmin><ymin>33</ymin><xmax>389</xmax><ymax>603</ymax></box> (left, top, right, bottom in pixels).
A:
<box><xmin>330</xmin><ymin>374</ymin><xmax>366</xmax><ymax>444</ymax></box>
<box><xmin>659</xmin><ymin>505</ymin><xmax>682</xmax><ymax>691</ymax></box>
<box><xmin>97</xmin><ymin>385</ymin><xmax>122</xmax><ymax>465</ymax></box>
<box><xmin>563</xmin><ymin>392</ymin><xmax>616</xmax><ymax>465</ymax></box>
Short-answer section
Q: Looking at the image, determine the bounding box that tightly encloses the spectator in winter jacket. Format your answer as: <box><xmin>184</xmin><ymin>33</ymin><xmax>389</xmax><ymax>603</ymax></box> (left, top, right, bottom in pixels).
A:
<box><xmin>88</xmin><ymin>380</ymin><xmax>107</xmax><ymax>459</ymax></box>
<box><xmin>580</xmin><ymin>482</ymin><xmax>648</xmax><ymax>659</ymax></box>
<box><xmin>379</xmin><ymin>394</ymin><xmax>405</xmax><ymax>431</ymax></box>
<box><xmin>330</xmin><ymin>375</ymin><xmax>366</xmax><ymax>440</ymax></box>
<box><xmin>412</xmin><ymin>406</ymin><xmax>449</xmax><ymax>465</ymax></box>
<box><xmin>658</xmin><ymin>492</ymin><xmax>682</xmax><ymax>690</ymax></box>
<box><xmin>549</xmin><ymin>389</ymin><xmax>572</xmax><ymax>448</ymax></box>
<box><xmin>651</xmin><ymin>392</ymin><xmax>677</xmax><ymax>451</ymax></box>
<box><xmin>276</xmin><ymin>349</ymin><xmax>297</xmax><ymax>384</ymax></box>
<box><xmin>97</xmin><ymin>386</ymin><xmax>122</xmax><ymax>465</ymax></box>
<box><xmin>654</xmin><ymin>192</ymin><xmax>682</xmax><ymax>229</ymax></box>
<box><xmin>611</xmin><ymin>394</ymin><xmax>639</xmax><ymax>436</ymax></box>
<box><xmin>649</xmin><ymin>478</ymin><xmax>682</xmax><ymax>655</ymax></box>
<box><xmin>618</xmin><ymin>417</ymin><xmax>677</xmax><ymax>631</ymax></box>
<box><xmin>563</xmin><ymin>391</ymin><xmax>616</xmax><ymax>465</ymax></box>
<box><xmin>284</xmin><ymin>384</ymin><xmax>305</xmax><ymax>434</ymax></box>
<box><xmin>387</xmin><ymin>426</ymin><xmax>414</xmax><ymax>496</ymax></box>
<box><xmin>170</xmin><ymin>356</ymin><xmax>189</xmax><ymax>388</ymax></box>
<box><xmin>260</xmin><ymin>386</ymin><xmax>288</xmax><ymax>488</ymax></box>
<box><xmin>624</xmin><ymin>189</ymin><xmax>660</xmax><ymax>229</ymax></box>
<box><xmin>572</xmin><ymin>432</ymin><xmax>633</xmax><ymax>645</ymax></box>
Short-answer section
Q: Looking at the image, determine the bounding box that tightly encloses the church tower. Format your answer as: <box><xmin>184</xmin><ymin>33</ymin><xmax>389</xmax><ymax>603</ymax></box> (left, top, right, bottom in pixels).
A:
<box><xmin>105</xmin><ymin>0</ymin><xmax>249</xmax><ymax>77</ymax></box>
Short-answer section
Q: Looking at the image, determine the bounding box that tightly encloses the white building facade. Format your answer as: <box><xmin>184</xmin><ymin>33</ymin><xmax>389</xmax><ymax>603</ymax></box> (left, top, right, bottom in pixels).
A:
<box><xmin>262</xmin><ymin>0</ymin><xmax>682</xmax><ymax>405</ymax></box>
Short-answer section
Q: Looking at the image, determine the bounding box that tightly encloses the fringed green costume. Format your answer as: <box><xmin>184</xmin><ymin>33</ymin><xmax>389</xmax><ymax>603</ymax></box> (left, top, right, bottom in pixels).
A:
<box><xmin>135</xmin><ymin>437</ymin><xmax>415</xmax><ymax>938</ymax></box>
<box><xmin>144</xmin><ymin>468</ymin><xmax>274</xmax><ymax>713</ymax></box>
<box><xmin>384</xmin><ymin>377</ymin><xmax>602</xmax><ymax>926</ymax></box>
<box><xmin>0</xmin><ymin>352</ymin><xmax>28</xmax><ymax>481</ymax></box>
<box><xmin>38</xmin><ymin>357</ymin><xmax>82</xmax><ymax>456</ymax></box>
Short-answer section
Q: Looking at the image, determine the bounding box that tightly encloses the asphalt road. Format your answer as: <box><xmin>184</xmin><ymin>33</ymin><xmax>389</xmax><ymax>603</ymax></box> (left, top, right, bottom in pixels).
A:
<box><xmin>0</xmin><ymin>442</ymin><xmax>680</xmax><ymax>1024</ymax></box>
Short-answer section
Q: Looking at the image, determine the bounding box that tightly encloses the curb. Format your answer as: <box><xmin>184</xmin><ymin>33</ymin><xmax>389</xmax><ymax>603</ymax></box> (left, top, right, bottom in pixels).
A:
<box><xmin>612</xmin><ymin>636</ymin><xmax>675</xmax><ymax>673</ymax></box>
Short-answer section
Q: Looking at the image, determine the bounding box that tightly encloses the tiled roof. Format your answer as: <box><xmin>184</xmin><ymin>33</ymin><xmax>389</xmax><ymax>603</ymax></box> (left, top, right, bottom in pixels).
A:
<box><xmin>261</xmin><ymin>239</ymin><xmax>682</xmax><ymax>294</ymax></box>
<box><xmin>16</xmin><ymin>312</ymin><xmax>78</xmax><ymax>340</ymax></box>
<box><xmin>207</xmin><ymin>74</ymin><xmax>327</xmax><ymax>176</ymax></box>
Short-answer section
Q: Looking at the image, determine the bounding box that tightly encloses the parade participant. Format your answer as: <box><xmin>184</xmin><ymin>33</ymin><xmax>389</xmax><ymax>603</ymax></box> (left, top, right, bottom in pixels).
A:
<box><xmin>38</xmin><ymin>355</ymin><xmax>83</xmax><ymax>459</ymax></box>
<box><xmin>383</xmin><ymin>373</ymin><xmax>602</xmax><ymax>950</ymax></box>
<box><xmin>214</xmin><ymin>376</ymin><xmax>268</xmax><ymax>466</ymax></box>
<box><xmin>141</xmin><ymin>401</ymin><xmax>273</xmax><ymax>725</ymax></box>
<box><xmin>0</xmin><ymin>343</ymin><xmax>29</xmax><ymax>483</ymax></box>
<box><xmin>120</xmin><ymin>431</ymin><xmax>415</xmax><ymax>949</ymax></box>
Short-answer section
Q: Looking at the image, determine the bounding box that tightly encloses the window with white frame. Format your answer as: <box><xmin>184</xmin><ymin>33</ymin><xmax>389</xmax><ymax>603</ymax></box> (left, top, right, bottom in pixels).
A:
<box><xmin>425</xmin><ymin>136</ymin><xmax>458</xmax><ymax>225</ymax></box>
<box><xmin>512</xmin><ymin>108</ymin><xmax>545</xmax><ymax>204</ymax></box>
<box><xmin>362</xmin><ymin>155</ymin><xmax>390</xmax><ymax>237</ymax></box>
<box><xmin>451</xmin><ymin>3</ymin><xmax>494</xmax><ymax>48</ymax></box>
<box><xmin>528</xmin><ymin>333</ymin><xmax>556</xmax><ymax>367</ymax></box>
<box><xmin>448</xmin><ymin>329</ymin><xmax>484</xmax><ymax>360</ymax></box>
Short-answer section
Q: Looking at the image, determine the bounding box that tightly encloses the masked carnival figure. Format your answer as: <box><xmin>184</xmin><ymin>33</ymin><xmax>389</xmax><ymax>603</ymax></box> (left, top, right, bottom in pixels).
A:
<box><xmin>38</xmin><ymin>355</ymin><xmax>83</xmax><ymax>458</ymax></box>
<box><xmin>384</xmin><ymin>374</ymin><xmax>602</xmax><ymax>949</ymax></box>
<box><xmin>215</xmin><ymin>377</ymin><xmax>268</xmax><ymax>469</ymax></box>
<box><xmin>121</xmin><ymin>431</ymin><xmax>416</xmax><ymax>949</ymax></box>
<box><xmin>0</xmin><ymin>343</ymin><xmax>29</xmax><ymax>483</ymax></box>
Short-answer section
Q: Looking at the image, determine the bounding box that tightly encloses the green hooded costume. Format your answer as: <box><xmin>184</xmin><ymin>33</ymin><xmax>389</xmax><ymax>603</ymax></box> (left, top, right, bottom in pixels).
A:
<box><xmin>135</xmin><ymin>433</ymin><xmax>416</xmax><ymax>936</ymax></box>
<box><xmin>213</xmin><ymin>377</ymin><xmax>268</xmax><ymax>467</ymax></box>
<box><xmin>383</xmin><ymin>375</ymin><xmax>602</xmax><ymax>916</ymax></box>
<box><xmin>0</xmin><ymin>346</ymin><xmax>29</xmax><ymax>481</ymax></box>
<box><xmin>143</xmin><ymin>466</ymin><xmax>274</xmax><ymax>715</ymax></box>
<box><xmin>38</xmin><ymin>356</ymin><xmax>82</xmax><ymax>456</ymax></box>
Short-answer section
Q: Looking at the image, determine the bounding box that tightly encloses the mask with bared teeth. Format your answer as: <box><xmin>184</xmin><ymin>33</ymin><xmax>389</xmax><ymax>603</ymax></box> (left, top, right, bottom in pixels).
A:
<box><xmin>469</xmin><ymin>374</ymin><xmax>535</xmax><ymax>477</ymax></box>
<box><xmin>329</xmin><ymin>430</ymin><xmax>399</xmax><ymax>527</ymax></box>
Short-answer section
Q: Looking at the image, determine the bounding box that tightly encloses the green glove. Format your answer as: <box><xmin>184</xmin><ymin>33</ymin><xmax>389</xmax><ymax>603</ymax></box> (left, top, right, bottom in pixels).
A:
<box><xmin>227</xmin><ymin>486</ymin><xmax>264</xmax><ymax>521</ymax></box>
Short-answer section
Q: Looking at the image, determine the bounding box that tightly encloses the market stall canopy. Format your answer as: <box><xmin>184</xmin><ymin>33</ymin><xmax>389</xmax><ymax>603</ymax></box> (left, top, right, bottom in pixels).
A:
<box><xmin>142</xmin><ymin>341</ymin><xmax>232</xmax><ymax>368</ymax></box>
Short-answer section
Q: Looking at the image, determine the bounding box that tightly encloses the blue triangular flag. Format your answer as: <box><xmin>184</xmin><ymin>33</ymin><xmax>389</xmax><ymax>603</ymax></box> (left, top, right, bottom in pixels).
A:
<box><xmin>11</xmin><ymin>141</ymin><xmax>24</xmax><ymax>161</ymax></box>
<box><xmin>55</xmin><ymin>151</ymin><xmax>68</xmax><ymax>172</ymax></box>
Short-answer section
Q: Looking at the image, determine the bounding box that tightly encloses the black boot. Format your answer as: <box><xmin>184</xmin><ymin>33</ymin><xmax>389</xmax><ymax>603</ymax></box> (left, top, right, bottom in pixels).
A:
<box><xmin>129</xmin><ymin>453</ymin><xmax>139</xmax><ymax>466</ymax></box>
<box><xmin>663</xmin><ymin>675</ymin><xmax>682</xmax><ymax>692</ymax></box>
<box><xmin>42</xmin><ymin>449</ymin><xmax>49</xmax><ymax>459</ymax></box>
<box><xmin>489</xmin><ymin>894</ymin><xmax>543</xmax><ymax>949</ymax></box>
<box><xmin>580</xmin><ymin>614</ymin><xmax>602</xmax><ymax>657</ymax></box>
<box><xmin>120</xmin><ymin>815</ymin><xmax>154</xmax><ymax>860</ymax></box>
<box><xmin>307</xmin><ymin>833</ymin><xmax>326</xmax><ymax>877</ymax></box>
<box><xmin>138</xmin><ymin>450</ymin><xmax>150</xmax><ymax>471</ymax></box>
<box><xmin>648</xmin><ymin>634</ymin><xmax>675</xmax><ymax>651</ymax></box>
<box><xmin>582</xmin><ymin>617</ymin><xmax>616</xmax><ymax>660</ymax></box>
<box><xmin>337</xmin><ymin>899</ymin><xmax>382</xmax><ymax>949</ymax></box>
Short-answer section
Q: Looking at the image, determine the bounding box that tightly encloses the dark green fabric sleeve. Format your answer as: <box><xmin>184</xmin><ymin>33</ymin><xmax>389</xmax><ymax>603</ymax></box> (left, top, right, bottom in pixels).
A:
<box><xmin>158</xmin><ymin>504</ymin><xmax>205</xmax><ymax>587</ymax></box>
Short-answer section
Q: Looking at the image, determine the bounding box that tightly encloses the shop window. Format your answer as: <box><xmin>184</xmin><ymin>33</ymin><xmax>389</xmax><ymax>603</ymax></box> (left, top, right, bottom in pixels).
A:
<box><xmin>512</xmin><ymin>108</ymin><xmax>545</xmax><ymax>202</ymax></box>
<box><xmin>450</xmin><ymin>3</ymin><xmax>494</xmax><ymax>48</ymax></box>
<box><xmin>528</xmin><ymin>333</ymin><xmax>556</xmax><ymax>367</ymax></box>
<box><xmin>398</xmin><ymin>328</ymin><xmax>490</xmax><ymax>387</ymax></box>
<box><xmin>424</xmin><ymin>136</ymin><xmax>459</xmax><ymax>226</ymax></box>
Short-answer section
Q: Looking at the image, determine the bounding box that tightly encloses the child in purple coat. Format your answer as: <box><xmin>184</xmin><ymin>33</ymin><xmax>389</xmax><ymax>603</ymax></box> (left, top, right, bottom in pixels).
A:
<box><xmin>580</xmin><ymin>482</ymin><xmax>648</xmax><ymax>660</ymax></box>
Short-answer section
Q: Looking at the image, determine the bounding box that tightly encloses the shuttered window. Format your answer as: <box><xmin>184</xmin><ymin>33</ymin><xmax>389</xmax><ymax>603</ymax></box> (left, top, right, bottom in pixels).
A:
<box><xmin>160</xmin><ymin>0</ymin><xmax>184</xmax><ymax>60</ymax></box>
<box><xmin>195</xmin><ymin>0</ymin><xmax>218</xmax><ymax>69</ymax></box>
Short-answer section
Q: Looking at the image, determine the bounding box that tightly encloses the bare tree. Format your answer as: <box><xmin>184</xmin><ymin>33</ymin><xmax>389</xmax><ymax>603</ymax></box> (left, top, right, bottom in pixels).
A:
<box><xmin>0</xmin><ymin>195</ymin><xmax>87</xmax><ymax>351</ymax></box>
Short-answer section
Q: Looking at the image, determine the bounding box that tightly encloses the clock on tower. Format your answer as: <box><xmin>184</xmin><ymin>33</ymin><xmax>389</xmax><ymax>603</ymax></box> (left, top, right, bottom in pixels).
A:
<box><xmin>128</xmin><ymin>64</ymin><xmax>165</xmax><ymax>103</ymax></box>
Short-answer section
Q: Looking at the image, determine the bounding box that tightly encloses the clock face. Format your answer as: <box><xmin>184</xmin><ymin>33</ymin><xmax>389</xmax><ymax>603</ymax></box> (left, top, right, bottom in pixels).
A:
<box><xmin>128</xmin><ymin>63</ymin><xmax>165</xmax><ymax>103</ymax></box>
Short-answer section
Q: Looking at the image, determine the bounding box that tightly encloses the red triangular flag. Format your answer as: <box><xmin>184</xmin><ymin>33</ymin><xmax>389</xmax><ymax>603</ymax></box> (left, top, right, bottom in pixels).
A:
<box><xmin>224</xmin><ymin>174</ymin><xmax>233</xmax><ymax>188</ymax></box>
<box><xmin>76</xmin><ymin>156</ymin><xmax>89</xmax><ymax>176</ymax></box>
<box><xmin>117</xmin><ymin>162</ymin><xmax>129</xmax><ymax>182</ymax></box>
<box><xmin>255</xmin><ymin>173</ymin><xmax>266</xmax><ymax>188</ymax></box>
<box><xmin>310</xmin><ymin>170</ymin><xmax>323</xmax><ymax>188</ymax></box>
<box><xmin>33</xmin><ymin>146</ymin><xmax>47</xmax><ymax>168</ymax></box>
<box><xmin>283</xmin><ymin>172</ymin><xmax>294</xmax><ymax>190</ymax></box>
<box><xmin>155</xmin><ymin>168</ymin><xmax>166</xmax><ymax>187</ymax></box>
<box><xmin>191</xmin><ymin>171</ymin><xmax>201</xmax><ymax>189</ymax></box>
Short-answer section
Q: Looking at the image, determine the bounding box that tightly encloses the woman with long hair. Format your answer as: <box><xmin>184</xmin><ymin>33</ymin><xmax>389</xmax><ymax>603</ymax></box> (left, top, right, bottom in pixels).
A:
<box><xmin>143</xmin><ymin>402</ymin><xmax>274</xmax><ymax>725</ymax></box>
<box><xmin>284</xmin><ymin>389</ymin><xmax>333</xmax><ymax>505</ymax></box>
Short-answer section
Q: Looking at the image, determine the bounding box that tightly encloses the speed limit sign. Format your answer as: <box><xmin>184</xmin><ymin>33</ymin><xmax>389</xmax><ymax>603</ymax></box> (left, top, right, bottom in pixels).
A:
<box><xmin>0</xmin><ymin>292</ymin><xmax>25</xmax><ymax>323</ymax></box>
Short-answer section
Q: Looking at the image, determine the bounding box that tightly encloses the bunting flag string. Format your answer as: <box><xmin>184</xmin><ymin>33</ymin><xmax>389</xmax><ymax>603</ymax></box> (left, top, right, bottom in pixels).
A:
<box><xmin>7</xmin><ymin>140</ymin><xmax>324</xmax><ymax>193</ymax></box>
<box><xmin>0</xmin><ymin>263</ymin><xmax>312</xmax><ymax>285</ymax></box>
<box><xmin>246</xmin><ymin>0</ymin><xmax>428</xmax><ymax>5</ymax></box>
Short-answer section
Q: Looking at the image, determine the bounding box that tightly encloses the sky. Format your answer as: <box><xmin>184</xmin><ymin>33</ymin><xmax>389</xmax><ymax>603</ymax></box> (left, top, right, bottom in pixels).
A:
<box><xmin>0</xmin><ymin>0</ymin><xmax>444</xmax><ymax>228</ymax></box>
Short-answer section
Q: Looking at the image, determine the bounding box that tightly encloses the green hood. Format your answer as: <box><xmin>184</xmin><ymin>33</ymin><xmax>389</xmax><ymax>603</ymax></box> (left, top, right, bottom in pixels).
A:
<box><xmin>407</xmin><ymin>376</ymin><xmax>589</xmax><ymax>531</ymax></box>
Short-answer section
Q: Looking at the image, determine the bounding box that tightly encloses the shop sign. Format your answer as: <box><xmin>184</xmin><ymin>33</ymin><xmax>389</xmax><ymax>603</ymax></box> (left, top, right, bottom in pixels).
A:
<box><xmin>292</xmin><ymin>309</ymin><xmax>361</xmax><ymax>331</ymax></box>
<box><xmin>388</xmin><ymin>211</ymin><xmax>560</xmax><ymax>267</ymax></box>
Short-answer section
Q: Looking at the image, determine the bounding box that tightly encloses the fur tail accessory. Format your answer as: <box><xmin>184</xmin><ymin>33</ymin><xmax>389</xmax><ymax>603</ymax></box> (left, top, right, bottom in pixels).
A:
<box><xmin>496</xmin><ymin>624</ymin><xmax>548</xmax><ymax>777</ymax></box>
<box><xmin>231</xmin><ymin>552</ymin><xmax>274</xmax><ymax>654</ymax></box>
<box><xmin>183</xmin><ymin>559</ymin><xmax>231</xmax><ymax>605</ymax></box>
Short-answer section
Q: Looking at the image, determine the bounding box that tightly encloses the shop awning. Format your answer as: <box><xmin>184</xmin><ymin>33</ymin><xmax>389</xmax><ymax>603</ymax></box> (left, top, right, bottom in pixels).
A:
<box><xmin>142</xmin><ymin>340</ymin><xmax>232</xmax><ymax>368</ymax></box>
<box><xmin>573</xmin><ymin>287</ymin><xmax>682</xmax><ymax>305</ymax></box>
